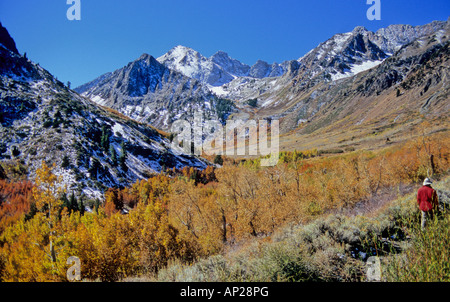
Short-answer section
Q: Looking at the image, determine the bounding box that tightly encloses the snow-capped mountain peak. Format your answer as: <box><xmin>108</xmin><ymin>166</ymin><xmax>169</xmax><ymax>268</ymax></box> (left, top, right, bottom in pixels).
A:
<box><xmin>157</xmin><ymin>45</ymin><xmax>290</xmax><ymax>88</ymax></box>
<box><xmin>157</xmin><ymin>45</ymin><xmax>211</xmax><ymax>83</ymax></box>
<box><xmin>157</xmin><ymin>45</ymin><xmax>243</xmax><ymax>86</ymax></box>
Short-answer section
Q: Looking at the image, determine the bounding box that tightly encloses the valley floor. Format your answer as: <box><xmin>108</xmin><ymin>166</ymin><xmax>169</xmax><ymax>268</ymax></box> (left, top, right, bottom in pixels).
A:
<box><xmin>0</xmin><ymin>128</ymin><xmax>448</xmax><ymax>282</ymax></box>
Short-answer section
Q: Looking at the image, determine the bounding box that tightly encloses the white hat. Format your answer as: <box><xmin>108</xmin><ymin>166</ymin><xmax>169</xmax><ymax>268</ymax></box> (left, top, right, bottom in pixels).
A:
<box><xmin>423</xmin><ymin>178</ymin><xmax>433</xmax><ymax>186</ymax></box>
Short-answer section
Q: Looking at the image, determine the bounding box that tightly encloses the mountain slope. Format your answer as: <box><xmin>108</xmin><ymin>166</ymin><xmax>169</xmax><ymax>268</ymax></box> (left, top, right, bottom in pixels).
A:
<box><xmin>0</xmin><ymin>24</ymin><xmax>208</xmax><ymax>199</ymax></box>
<box><xmin>261</xmin><ymin>21</ymin><xmax>450</xmax><ymax>152</ymax></box>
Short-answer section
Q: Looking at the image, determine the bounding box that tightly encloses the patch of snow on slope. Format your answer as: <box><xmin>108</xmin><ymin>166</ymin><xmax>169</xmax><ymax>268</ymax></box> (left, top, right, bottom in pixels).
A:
<box><xmin>112</xmin><ymin>122</ymin><xmax>132</xmax><ymax>141</ymax></box>
<box><xmin>350</xmin><ymin>60</ymin><xmax>384</xmax><ymax>74</ymax></box>
<box><xmin>90</xmin><ymin>95</ymin><xmax>107</xmax><ymax>106</ymax></box>
<box><xmin>209</xmin><ymin>85</ymin><xmax>228</xmax><ymax>97</ymax></box>
<box><xmin>331</xmin><ymin>59</ymin><xmax>384</xmax><ymax>81</ymax></box>
<box><xmin>261</xmin><ymin>98</ymin><xmax>276</xmax><ymax>107</ymax></box>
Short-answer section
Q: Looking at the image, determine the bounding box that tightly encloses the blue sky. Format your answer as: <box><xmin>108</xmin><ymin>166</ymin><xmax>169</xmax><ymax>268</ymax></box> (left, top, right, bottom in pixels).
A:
<box><xmin>0</xmin><ymin>0</ymin><xmax>449</xmax><ymax>87</ymax></box>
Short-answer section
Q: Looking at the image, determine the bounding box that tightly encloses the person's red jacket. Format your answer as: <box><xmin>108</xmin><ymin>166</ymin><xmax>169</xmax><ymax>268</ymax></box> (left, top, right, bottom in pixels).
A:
<box><xmin>417</xmin><ymin>185</ymin><xmax>438</xmax><ymax>212</ymax></box>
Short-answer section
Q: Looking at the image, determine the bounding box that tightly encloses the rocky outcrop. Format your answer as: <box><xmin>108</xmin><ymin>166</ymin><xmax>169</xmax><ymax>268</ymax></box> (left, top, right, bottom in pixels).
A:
<box><xmin>0</xmin><ymin>22</ymin><xmax>19</xmax><ymax>54</ymax></box>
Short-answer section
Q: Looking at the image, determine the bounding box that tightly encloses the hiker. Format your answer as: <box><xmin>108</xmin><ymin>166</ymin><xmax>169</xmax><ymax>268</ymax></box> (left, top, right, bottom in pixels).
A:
<box><xmin>417</xmin><ymin>178</ymin><xmax>439</xmax><ymax>230</ymax></box>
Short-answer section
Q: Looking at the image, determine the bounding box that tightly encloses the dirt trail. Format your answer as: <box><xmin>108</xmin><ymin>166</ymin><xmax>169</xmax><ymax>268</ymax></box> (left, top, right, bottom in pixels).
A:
<box><xmin>332</xmin><ymin>183</ymin><xmax>420</xmax><ymax>217</ymax></box>
<box><xmin>334</xmin><ymin>176</ymin><xmax>450</xmax><ymax>217</ymax></box>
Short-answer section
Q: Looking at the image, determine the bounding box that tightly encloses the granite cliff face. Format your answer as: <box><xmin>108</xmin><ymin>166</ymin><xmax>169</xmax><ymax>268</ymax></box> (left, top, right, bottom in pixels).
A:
<box><xmin>210</xmin><ymin>50</ymin><xmax>251</xmax><ymax>79</ymax></box>
<box><xmin>373</xmin><ymin>20</ymin><xmax>447</xmax><ymax>54</ymax></box>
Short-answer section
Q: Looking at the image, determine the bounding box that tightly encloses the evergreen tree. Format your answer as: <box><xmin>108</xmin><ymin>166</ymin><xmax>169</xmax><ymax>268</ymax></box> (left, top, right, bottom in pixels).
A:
<box><xmin>69</xmin><ymin>192</ymin><xmax>78</xmax><ymax>213</ymax></box>
<box><xmin>52</xmin><ymin>110</ymin><xmax>63</xmax><ymax>128</ymax></box>
<box><xmin>100</xmin><ymin>126</ymin><xmax>110</xmax><ymax>152</ymax></box>
<box><xmin>105</xmin><ymin>188</ymin><xmax>124</xmax><ymax>212</ymax></box>
<box><xmin>0</xmin><ymin>164</ymin><xmax>6</xmax><ymax>179</ymax></box>
<box><xmin>61</xmin><ymin>155</ymin><xmax>70</xmax><ymax>168</ymax></box>
<box><xmin>24</xmin><ymin>202</ymin><xmax>37</xmax><ymax>221</ymax></box>
<box><xmin>109</xmin><ymin>145</ymin><xmax>117</xmax><ymax>166</ymax></box>
<box><xmin>94</xmin><ymin>198</ymin><xmax>100</xmax><ymax>214</ymax></box>
<box><xmin>60</xmin><ymin>193</ymin><xmax>70</xmax><ymax>213</ymax></box>
<box><xmin>11</xmin><ymin>146</ymin><xmax>20</xmax><ymax>158</ymax></box>
<box><xmin>214</xmin><ymin>154</ymin><xmax>224</xmax><ymax>165</ymax></box>
<box><xmin>169</xmin><ymin>133</ymin><xmax>175</xmax><ymax>143</ymax></box>
<box><xmin>159</xmin><ymin>149</ymin><xmax>169</xmax><ymax>168</ymax></box>
<box><xmin>78</xmin><ymin>197</ymin><xmax>85</xmax><ymax>216</ymax></box>
<box><xmin>89</xmin><ymin>157</ymin><xmax>102</xmax><ymax>179</ymax></box>
<box><xmin>119</xmin><ymin>141</ymin><xmax>127</xmax><ymax>172</ymax></box>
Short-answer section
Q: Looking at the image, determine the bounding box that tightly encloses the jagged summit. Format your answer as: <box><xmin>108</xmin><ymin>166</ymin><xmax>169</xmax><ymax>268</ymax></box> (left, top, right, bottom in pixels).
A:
<box><xmin>137</xmin><ymin>53</ymin><xmax>155</xmax><ymax>60</ymax></box>
<box><xmin>76</xmin><ymin>46</ymin><xmax>234</xmax><ymax>131</ymax></box>
<box><xmin>352</xmin><ymin>26</ymin><xmax>369</xmax><ymax>34</ymax></box>
<box><xmin>210</xmin><ymin>50</ymin><xmax>250</xmax><ymax>78</ymax></box>
<box><xmin>157</xmin><ymin>45</ymin><xmax>237</xmax><ymax>86</ymax></box>
<box><xmin>296</xmin><ymin>27</ymin><xmax>388</xmax><ymax>82</ymax></box>
<box><xmin>211</xmin><ymin>50</ymin><xmax>230</xmax><ymax>58</ymax></box>
<box><xmin>0</xmin><ymin>22</ymin><xmax>19</xmax><ymax>54</ymax></box>
<box><xmin>374</xmin><ymin>19</ymin><xmax>447</xmax><ymax>53</ymax></box>
<box><xmin>291</xmin><ymin>19</ymin><xmax>447</xmax><ymax>84</ymax></box>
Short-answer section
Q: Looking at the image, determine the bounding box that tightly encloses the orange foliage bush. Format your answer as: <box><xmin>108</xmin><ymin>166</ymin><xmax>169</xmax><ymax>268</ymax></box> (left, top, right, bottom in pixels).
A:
<box><xmin>0</xmin><ymin>180</ymin><xmax>34</xmax><ymax>233</ymax></box>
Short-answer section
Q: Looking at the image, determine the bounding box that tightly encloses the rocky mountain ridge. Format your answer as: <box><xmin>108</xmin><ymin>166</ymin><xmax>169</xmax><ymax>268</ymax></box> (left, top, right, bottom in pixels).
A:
<box><xmin>0</xmin><ymin>22</ymin><xmax>18</xmax><ymax>55</ymax></box>
<box><xmin>214</xmin><ymin>20</ymin><xmax>448</xmax><ymax>103</ymax></box>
